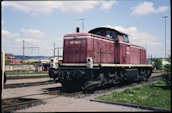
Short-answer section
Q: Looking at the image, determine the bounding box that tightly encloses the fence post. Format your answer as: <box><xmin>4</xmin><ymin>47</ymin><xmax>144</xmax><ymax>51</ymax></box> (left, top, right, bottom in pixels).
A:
<box><xmin>1</xmin><ymin>51</ymin><xmax>5</xmax><ymax>95</ymax></box>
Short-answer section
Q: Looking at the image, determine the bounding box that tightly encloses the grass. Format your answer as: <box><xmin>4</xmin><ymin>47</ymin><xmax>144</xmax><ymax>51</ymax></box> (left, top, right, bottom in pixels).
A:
<box><xmin>7</xmin><ymin>71</ymin><xmax>48</xmax><ymax>75</ymax></box>
<box><xmin>96</xmin><ymin>80</ymin><xmax>171</xmax><ymax>109</ymax></box>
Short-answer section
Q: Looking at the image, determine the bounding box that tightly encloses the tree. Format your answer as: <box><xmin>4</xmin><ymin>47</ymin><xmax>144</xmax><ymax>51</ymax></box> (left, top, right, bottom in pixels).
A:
<box><xmin>5</xmin><ymin>59</ymin><xmax>10</xmax><ymax>65</ymax></box>
<box><xmin>153</xmin><ymin>58</ymin><xmax>162</xmax><ymax>70</ymax></box>
<box><xmin>164</xmin><ymin>55</ymin><xmax>171</xmax><ymax>86</ymax></box>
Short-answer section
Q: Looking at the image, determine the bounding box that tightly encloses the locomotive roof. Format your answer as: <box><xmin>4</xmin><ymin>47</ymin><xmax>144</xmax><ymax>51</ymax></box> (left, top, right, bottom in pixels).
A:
<box><xmin>88</xmin><ymin>26</ymin><xmax>128</xmax><ymax>36</ymax></box>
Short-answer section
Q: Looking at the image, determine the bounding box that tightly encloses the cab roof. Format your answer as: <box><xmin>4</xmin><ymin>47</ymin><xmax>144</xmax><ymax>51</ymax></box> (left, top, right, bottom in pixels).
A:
<box><xmin>88</xmin><ymin>26</ymin><xmax>128</xmax><ymax>36</ymax></box>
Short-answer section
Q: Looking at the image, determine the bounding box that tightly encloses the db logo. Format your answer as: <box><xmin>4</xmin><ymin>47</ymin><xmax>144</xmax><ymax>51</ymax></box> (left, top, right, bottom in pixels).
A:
<box><xmin>73</xmin><ymin>35</ymin><xmax>77</xmax><ymax>40</ymax></box>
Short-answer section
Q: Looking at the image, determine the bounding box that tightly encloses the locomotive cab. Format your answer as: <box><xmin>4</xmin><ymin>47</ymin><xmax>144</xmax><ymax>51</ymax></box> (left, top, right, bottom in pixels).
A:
<box><xmin>88</xmin><ymin>27</ymin><xmax>133</xmax><ymax>64</ymax></box>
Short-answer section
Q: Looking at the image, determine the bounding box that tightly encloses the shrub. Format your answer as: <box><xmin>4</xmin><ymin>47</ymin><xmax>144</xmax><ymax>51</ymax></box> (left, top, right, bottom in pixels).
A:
<box><xmin>153</xmin><ymin>58</ymin><xmax>162</xmax><ymax>70</ymax></box>
<box><xmin>5</xmin><ymin>59</ymin><xmax>10</xmax><ymax>65</ymax></box>
<box><xmin>163</xmin><ymin>55</ymin><xmax>171</xmax><ymax>86</ymax></box>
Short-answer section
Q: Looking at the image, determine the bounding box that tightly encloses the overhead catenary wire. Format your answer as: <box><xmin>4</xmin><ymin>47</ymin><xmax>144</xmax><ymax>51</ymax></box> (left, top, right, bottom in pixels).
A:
<box><xmin>75</xmin><ymin>18</ymin><xmax>86</xmax><ymax>32</ymax></box>
<box><xmin>22</xmin><ymin>40</ymin><xmax>40</xmax><ymax>59</ymax></box>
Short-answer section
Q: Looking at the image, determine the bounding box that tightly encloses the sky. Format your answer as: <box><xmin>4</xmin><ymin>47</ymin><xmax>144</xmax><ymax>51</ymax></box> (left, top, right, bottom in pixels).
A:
<box><xmin>1</xmin><ymin>0</ymin><xmax>171</xmax><ymax>58</ymax></box>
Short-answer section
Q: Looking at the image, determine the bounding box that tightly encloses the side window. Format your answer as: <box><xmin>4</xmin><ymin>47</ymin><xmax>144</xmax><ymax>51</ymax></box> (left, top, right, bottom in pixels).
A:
<box><xmin>111</xmin><ymin>32</ymin><xmax>117</xmax><ymax>39</ymax></box>
<box><xmin>105</xmin><ymin>30</ymin><xmax>118</xmax><ymax>39</ymax></box>
<box><xmin>105</xmin><ymin>30</ymin><xmax>112</xmax><ymax>38</ymax></box>
<box><xmin>125</xmin><ymin>35</ymin><xmax>129</xmax><ymax>43</ymax></box>
<box><xmin>122</xmin><ymin>35</ymin><xmax>129</xmax><ymax>43</ymax></box>
<box><xmin>122</xmin><ymin>35</ymin><xmax>126</xmax><ymax>42</ymax></box>
<box><xmin>96</xmin><ymin>31</ymin><xmax>101</xmax><ymax>35</ymax></box>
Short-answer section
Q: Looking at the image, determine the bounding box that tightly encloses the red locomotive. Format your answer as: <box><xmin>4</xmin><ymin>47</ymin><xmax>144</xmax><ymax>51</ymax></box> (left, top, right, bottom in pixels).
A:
<box><xmin>49</xmin><ymin>27</ymin><xmax>153</xmax><ymax>91</ymax></box>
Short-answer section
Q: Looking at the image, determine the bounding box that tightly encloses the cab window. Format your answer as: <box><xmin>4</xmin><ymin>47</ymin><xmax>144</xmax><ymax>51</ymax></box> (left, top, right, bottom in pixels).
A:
<box><xmin>105</xmin><ymin>30</ymin><xmax>117</xmax><ymax>39</ymax></box>
<box><xmin>111</xmin><ymin>32</ymin><xmax>117</xmax><ymax>39</ymax></box>
<box><xmin>105</xmin><ymin>30</ymin><xmax>112</xmax><ymax>38</ymax></box>
<box><xmin>96</xmin><ymin>31</ymin><xmax>101</xmax><ymax>35</ymax></box>
<box><xmin>122</xmin><ymin>35</ymin><xmax>126</xmax><ymax>42</ymax></box>
<box><xmin>122</xmin><ymin>35</ymin><xmax>129</xmax><ymax>43</ymax></box>
<box><xmin>125</xmin><ymin>35</ymin><xmax>129</xmax><ymax>43</ymax></box>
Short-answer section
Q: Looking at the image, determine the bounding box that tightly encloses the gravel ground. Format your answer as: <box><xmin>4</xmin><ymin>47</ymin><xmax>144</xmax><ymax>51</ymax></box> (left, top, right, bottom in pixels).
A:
<box><xmin>16</xmin><ymin>96</ymin><xmax>149</xmax><ymax>112</ymax></box>
<box><xmin>2</xmin><ymin>72</ymin><xmax>163</xmax><ymax>112</ymax></box>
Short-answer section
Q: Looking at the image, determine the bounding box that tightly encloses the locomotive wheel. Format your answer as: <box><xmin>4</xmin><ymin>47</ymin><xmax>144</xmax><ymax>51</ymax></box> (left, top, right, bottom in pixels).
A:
<box><xmin>61</xmin><ymin>81</ymin><xmax>83</xmax><ymax>92</ymax></box>
<box><xmin>139</xmin><ymin>69</ymin><xmax>147</xmax><ymax>81</ymax></box>
<box><xmin>82</xmin><ymin>80</ymin><xmax>102</xmax><ymax>93</ymax></box>
<box><xmin>83</xmin><ymin>85</ymin><xmax>94</xmax><ymax>94</ymax></box>
<box><xmin>118</xmin><ymin>69</ymin><xmax>127</xmax><ymax>82</ymax></box>
<box><xmin>146</xmin><ymin>69</ymin><xmax>152</xmax><ymax>78</ymax></box>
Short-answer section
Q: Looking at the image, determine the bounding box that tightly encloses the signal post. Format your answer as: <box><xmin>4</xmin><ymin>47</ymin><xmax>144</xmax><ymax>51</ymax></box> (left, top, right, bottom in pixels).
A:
<box><xmin>1</xmin><ymin>51</ymin><xmax>5</xmax><ymax>96</ymax></box>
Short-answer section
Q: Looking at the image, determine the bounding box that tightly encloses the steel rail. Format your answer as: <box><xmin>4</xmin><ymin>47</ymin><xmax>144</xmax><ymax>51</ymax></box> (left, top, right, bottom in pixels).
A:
<box><xmin>2</xmin><ymin>90</ymin><xmax>83</xmax><ymax>112</ymax></box>
<box><xmin>7</xmin><ymin>75</ymin><xmax>49</xmax><ymax>80</ymax></box>
<box><xmin>2</xmin><ymin>99</ymin><xmax>43</xmax><ymax>112</ymax></box>
<box><xmin>4</xmin><ymin>80</ymin><xmax>55</xmax><ymax>89</ymax></box>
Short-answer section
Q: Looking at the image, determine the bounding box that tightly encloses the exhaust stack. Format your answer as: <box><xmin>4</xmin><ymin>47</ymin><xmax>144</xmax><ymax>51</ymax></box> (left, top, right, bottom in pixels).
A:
<box><xmin>76</xmin><ymin>27</ymin><xmax>80</xmax><ymax>33</ymax></box>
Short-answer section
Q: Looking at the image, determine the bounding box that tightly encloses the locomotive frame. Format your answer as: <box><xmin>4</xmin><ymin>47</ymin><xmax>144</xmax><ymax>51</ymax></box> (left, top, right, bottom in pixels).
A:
<box><xmin>50</xmin><ymin>63</ymin><xmax>152</xmax><ymax>91</ymax></box>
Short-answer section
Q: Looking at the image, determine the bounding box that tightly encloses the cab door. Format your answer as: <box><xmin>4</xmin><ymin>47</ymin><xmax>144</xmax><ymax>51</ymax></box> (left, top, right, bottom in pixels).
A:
<box><xmin>121</xmin><ymin>35</ymin><xmax>130</xmax><ymax>64</ymax></box>
<box><xmin>122</xmin><ymin>44</ymin><xmax>127</xmax><ymax>64</ymax></box>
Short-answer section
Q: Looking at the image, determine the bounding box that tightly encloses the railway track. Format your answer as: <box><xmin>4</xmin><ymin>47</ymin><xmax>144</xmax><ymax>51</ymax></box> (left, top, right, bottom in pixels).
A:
<box><xmin>1</xmin><ymin>90</ymin><xmax>83</xmax><ymax>113</ymax></box>
<box><xmin>7</xmin><ymin>75</ymin><xmax>49</xmax><ymax>80</ymax></box>
<box><xmin>5</xmin><ymin>72</ymin><xmax>164</xmax><ymax>89</ymax></box>
<box><xmin>2</xmin><ymin>97</ymin><xmax>45</xmax><ymax>113</ymax></box>
<box><xmin>4</xmin><ymin>80</ymin><xmax>55</xmax><ymax>89</ymax></box>
<box><xmin>2</xmin><ymin>73</ymin><xmax>165</xmax><ymax>112</ymax></box>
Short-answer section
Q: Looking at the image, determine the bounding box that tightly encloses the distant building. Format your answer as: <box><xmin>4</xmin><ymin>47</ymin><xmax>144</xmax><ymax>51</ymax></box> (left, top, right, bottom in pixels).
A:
<box><xmin>49</xmin><ymin>56</ymin><xmax>63</xmax><ymax>61</ymax></box>
<box><xmin>5</xmin><ymin>53</ymin><xmax>22</xmax><ymax>64</ymax></box>
<box><xmin>147</xmin><ymin>58</ymin><xmax>153</xmax><ymax>64</ymax></box>
<box><xmin>5</xmin><ymin>53</ymin><xmax>15</xmax><ymax>59</ymax></box>
<box><xmin>162</xmin><ymin>58</ymin><xmax>170</xmax><ymax>66</ymax></box>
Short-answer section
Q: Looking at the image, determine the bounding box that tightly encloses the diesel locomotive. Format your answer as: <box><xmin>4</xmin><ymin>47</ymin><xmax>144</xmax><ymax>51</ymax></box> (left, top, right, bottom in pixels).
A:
<box><xmin>49</xmin><ymin>26</ymin><xmax>153</xmax><ymax>91</ymax></box>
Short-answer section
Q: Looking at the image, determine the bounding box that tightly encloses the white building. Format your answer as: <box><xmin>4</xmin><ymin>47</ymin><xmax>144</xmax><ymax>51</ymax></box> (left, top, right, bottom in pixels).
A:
<box><xmin>162</xmin><ymin>58</ymin><xmax>170</xmax><ymax>66</ymax></box>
